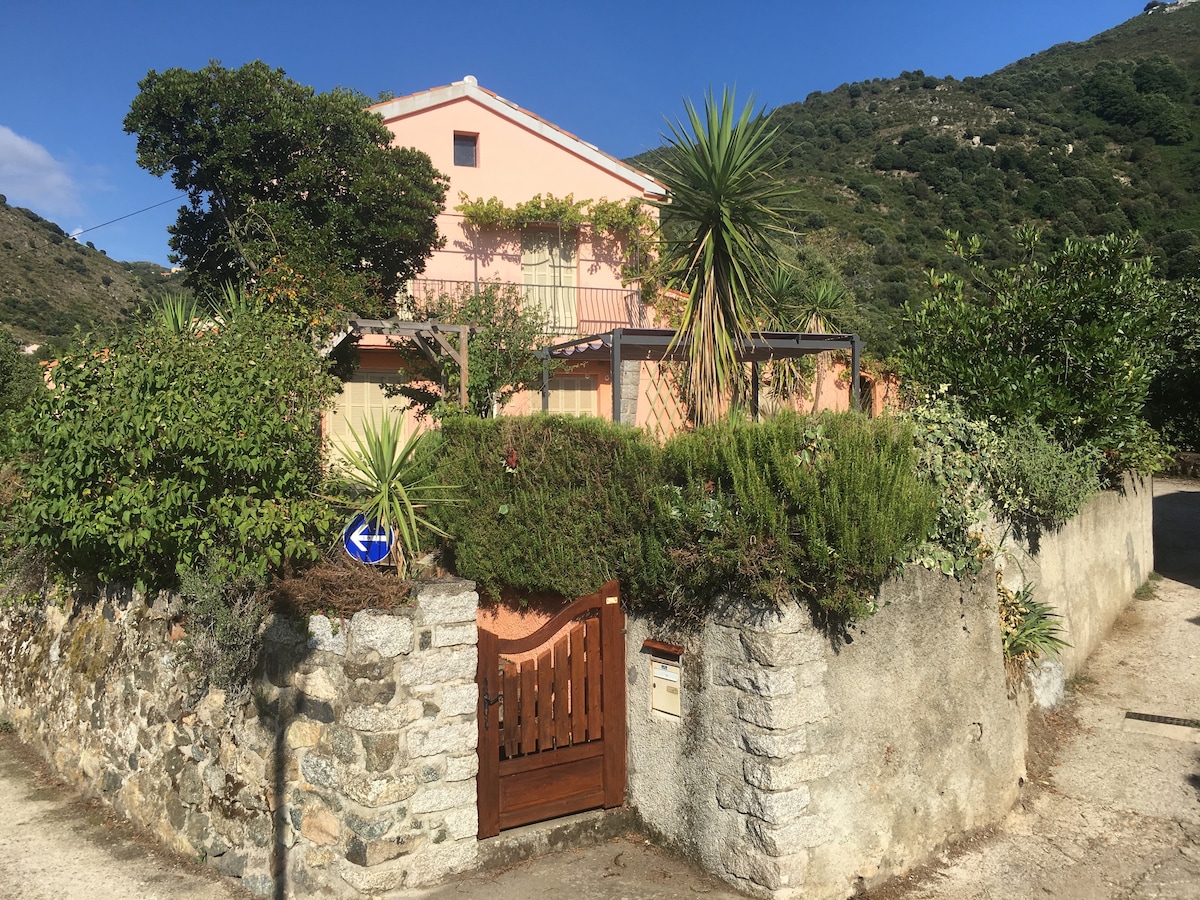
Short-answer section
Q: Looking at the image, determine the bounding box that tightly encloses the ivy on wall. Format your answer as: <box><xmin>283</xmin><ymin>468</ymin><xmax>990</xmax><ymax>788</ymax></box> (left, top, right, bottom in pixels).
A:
<box><xmin>454</xmin><ymin>192</ymin><xmax>651</xmax><ymax>236</ymax></box>
<box><xmin>453</xmin><ymin>192</ymin><xmax>660</xmax><ymax>298</ymax></box>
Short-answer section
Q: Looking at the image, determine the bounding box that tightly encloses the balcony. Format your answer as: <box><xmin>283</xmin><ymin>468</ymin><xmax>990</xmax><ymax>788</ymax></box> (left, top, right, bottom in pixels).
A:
<box><xmin>408</xmin><ymin>279</ymin><xmax>648</xmax><ymax>336</ymax></box>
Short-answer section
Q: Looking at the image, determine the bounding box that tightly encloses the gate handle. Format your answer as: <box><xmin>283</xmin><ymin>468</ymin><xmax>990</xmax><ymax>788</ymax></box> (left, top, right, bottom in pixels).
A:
<box><xmin>481</xmin><ymin>677</ymin><xmax>502</xmax><ymax>731</ymax></box>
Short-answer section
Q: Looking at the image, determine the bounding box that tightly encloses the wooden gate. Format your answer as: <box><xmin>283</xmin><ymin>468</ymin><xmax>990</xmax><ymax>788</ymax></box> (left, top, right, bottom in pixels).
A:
<box><xmin>476</xmin><ymin>580</ymin><xmax>626</xmax><ymax>838</ymax></box>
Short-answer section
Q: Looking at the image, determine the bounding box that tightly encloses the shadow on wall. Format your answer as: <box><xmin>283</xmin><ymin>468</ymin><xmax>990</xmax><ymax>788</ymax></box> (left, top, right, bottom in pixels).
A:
<box><xmin>262</xmin><ymin>631</ymin><xmax>312</xmax><ymax>900</ymax></box>
<box><xmin>1152</xmin><ymin>483</ymin><xmax>1200</xmax><ymax>589</ymax></box>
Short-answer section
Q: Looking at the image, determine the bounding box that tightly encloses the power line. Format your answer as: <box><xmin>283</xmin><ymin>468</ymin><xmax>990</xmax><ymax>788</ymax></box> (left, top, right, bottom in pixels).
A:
<box><xmin>71</xmin><ymin>194</ymin><xmax>185</xmax><ymax>238</ymax></box>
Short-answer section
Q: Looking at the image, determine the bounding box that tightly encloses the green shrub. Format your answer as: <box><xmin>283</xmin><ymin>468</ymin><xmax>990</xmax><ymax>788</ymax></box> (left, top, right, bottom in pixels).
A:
<box><xmin>660</xmin><ymin>413</ymin><xmax>937</xmax><ymax>621</ymax></box>
<box><xmin>990</xmin><ymin>417</ymin><xmax>1101</xmax><ymax>541</ymax></box>
<box><xmin>177</xmin><ymin>563</ymin><xmax>265</xmax><ymax>697</ymax></box>
<box><xmin>428</xmin><ymin>412</ymin><xmax>937</xmax><ymax>626</ymax></box>
<box><xmin>12</xmin><ymin>315</ymin><xmax>340</xmax><ymax>589</ymax></box>
<box><xmin>905</xmin><ymin>392</ymin><xmax>999</xmax><ymax>576</ymax></box>
<box><xmin>426</xmin><ymin>415</ymin><xmax>669</xmax><ymax>605</ymax></box>
<box><xmin>902</xmin><ymin>231</ymin><xmax>1169</xmax><ymax>476</ymax></box>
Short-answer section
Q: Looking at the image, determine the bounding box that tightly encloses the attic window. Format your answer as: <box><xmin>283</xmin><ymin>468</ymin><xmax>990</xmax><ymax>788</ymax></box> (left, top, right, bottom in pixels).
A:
<box><xmin>453</xmin><ymin>133</ymin><xmax>478</xmax><ymax>167</ymax></box>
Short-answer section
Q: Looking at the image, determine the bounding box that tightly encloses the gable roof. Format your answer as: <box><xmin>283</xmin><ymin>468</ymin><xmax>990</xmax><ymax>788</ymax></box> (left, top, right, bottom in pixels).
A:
<box><xmin>370</xmin><ymin>76</ymin><xmax>666</xmax><ymax>200</ymax></box>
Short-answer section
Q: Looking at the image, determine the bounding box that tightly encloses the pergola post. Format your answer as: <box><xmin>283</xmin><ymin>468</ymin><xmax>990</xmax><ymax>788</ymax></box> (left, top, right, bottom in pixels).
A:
<box><xmin>611</xmin><ymin>328</ymin><xmax>623</xmax><ymax>423</ymax></box>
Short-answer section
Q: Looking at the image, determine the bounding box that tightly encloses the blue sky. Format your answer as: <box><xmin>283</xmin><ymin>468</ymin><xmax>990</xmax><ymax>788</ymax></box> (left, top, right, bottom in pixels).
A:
<box><xmin>0</xmin><ymin>0</ymin><xmax>1147</xmax><ymax>266</ymax></box>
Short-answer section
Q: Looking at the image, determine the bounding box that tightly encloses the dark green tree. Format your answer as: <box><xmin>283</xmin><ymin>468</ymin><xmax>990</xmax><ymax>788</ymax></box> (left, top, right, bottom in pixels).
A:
<box><xmin>125</xmin><ymin>61</ymin><xmax>448</xmax><ymax>320</ymax></box>
<box><xmin>901</xmin><ymin>230</ymin><xmax>1169</xmax><ymax>474</ymax></box>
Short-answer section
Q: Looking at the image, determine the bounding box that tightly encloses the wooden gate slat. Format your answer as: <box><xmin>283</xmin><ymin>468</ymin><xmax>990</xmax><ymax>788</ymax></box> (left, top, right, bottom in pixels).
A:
<box><xmin>600</xmin><ymin>583</ymin><xmax>626</xmax><ymax>809</ymax></box>
<box><xmin>569</xmin><ymin>623</ymin><xmax>586</xmax><ymax>744</ymax></box>
<box><xmin>519</xmin><ymin>660</ymin><xmax>537</xmax><ymax>756</ymax></box>
<box><xmin>501</xmin><ymin>660</ymin><xmax>519</xmax><ymax>758</ymax></box>
<box><xmin>553</xmin><ymin>635</ymin><xmax>571</xmax><ymax>748</ymax></box>
<box><xmin>585</xmin><ymin>619</ymin><xmax>602</xmax><ymax>742</ymax></box>
<box><xmin>536</xmin><ymin>649</ymin><xmax>554</xmax><ymax>751</ymax></box>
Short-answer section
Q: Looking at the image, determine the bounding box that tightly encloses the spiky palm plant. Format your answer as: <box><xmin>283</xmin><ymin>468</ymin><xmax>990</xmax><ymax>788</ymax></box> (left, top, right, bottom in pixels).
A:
<box><xmin>761</xmin><ymin>267</ymin><xmax>809</xmax><ymax>407</ymax></box>
<box><xmin>335</xmin><ymin>415</ymin><xmax>456</xmax><ymax>577</ymax></box>
<box><xmin>651</xmin><ymin>89</ymin><xmax>795</xmax><ymax>426</ymax></box>
<box><xmin>150</xmin><ymin>293</ymin><xmax>202</xmax><ymax>335</ymax></box>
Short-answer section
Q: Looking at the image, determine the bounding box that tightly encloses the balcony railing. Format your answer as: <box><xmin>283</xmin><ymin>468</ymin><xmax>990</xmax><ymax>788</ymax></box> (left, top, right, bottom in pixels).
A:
<box><xmin>408</xmin><ymin>279</ymin><xmax>648</xmax><ymax>336</ymax></box>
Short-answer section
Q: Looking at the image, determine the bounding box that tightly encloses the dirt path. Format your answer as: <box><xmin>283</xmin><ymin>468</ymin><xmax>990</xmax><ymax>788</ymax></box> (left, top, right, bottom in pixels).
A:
<box><xmin>870</xmin><ymin>478</ymin><xmax>1200</xmax><ymax>899</ymax></box>
<box><xmin>0</xmin><ymin>735</ymin><xmax>252</xmax><ymax>899</ymax></box>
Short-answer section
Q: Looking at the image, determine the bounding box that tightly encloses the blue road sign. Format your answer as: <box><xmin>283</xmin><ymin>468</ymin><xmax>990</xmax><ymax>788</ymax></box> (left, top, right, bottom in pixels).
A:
<box><xmin>343</xmin><ymin>514</ymin><xmax>393</xmax><ymax>564</ymax></box>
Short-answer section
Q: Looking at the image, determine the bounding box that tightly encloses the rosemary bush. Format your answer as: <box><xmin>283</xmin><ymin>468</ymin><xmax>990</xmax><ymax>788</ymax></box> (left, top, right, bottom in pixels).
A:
<box><xmin>661</xmin><ymin>413</ymin><xmax>938</xmax><ymax>621</ymax></box>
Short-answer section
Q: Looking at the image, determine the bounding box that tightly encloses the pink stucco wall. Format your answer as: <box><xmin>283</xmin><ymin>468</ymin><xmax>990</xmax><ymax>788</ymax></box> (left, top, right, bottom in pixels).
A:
<box><xmin>373</xmin><ymin>84</ymin><xmax>661</xmax><ymax>293</ymax></box>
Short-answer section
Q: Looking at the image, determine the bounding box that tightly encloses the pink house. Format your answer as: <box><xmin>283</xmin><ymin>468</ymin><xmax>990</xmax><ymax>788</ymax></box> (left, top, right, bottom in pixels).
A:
<box><xmin>324</xmin><ymin>76</ymin><xmax>668</xmax><ymax>446</ymax></box>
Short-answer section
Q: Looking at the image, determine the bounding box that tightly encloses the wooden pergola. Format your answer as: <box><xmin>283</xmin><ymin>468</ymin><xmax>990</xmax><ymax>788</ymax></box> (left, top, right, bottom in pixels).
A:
<box><xmin>339</xmin><ymin>319</ymin><xmax>475</xmax><ymax>410</ymax></box>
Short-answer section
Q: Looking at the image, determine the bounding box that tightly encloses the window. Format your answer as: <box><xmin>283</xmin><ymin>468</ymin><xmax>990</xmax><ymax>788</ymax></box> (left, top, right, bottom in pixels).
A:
<box><xmin>521</xmin><ymin>229</ymin><xmax>577</xmax><ymax>332</ymax></box>
<box><xmin>325</xmin><ymin>371</ymin><xmax>410</xmax><ymax>463</ymax></box>
<box><xmin>547</xmin><ymin>375</ymin><xmax>598</xmax><ymax>417</ymax></box>
<box><xmin>453</xmin><ymin>133</ymin><xmax>478</xmax><ymax>167</ymax></box>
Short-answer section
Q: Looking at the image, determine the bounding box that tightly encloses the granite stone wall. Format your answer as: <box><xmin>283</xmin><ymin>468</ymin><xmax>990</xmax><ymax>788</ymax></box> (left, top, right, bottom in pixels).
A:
<box><xmin>998</xmin><ymin>473</ymin><xmax>1154</xmax><ymax>680</ymax></box>
<box><xmin>0</xmin><ymin>578</ymin><xmax>481</xmax><ymax>899</ymax></box>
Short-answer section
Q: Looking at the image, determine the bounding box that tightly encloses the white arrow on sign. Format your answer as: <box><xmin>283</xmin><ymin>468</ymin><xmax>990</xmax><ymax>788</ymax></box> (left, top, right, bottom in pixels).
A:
<box><xmin>350</xmin><ymin>520</ymin><xmax>390</xmax><ymax>554</ymax></box>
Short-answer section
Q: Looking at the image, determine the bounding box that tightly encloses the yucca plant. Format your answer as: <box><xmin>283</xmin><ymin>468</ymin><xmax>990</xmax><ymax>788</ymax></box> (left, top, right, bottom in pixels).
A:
<box><xmin>792</xmin><ymin>278</ymin><xmax>849</xmax><ymax>412</ymax></box>
<box><xmin>150</xmin><ymin>293</ymin><xmax>202</xmax><ymax>335</ymax></box>
<box><xmin>999</xmin><ymin>578</ymin><xmax>1070</xmax><ymax>662</ymax></box>
<box><xmin>211</xmin><ymin>281</ymin><xmax>262</xmax><ymax>325</ymax></box>
<box><xmin>651</xmin><ymin>89</ymin><xmax>795</xmax><ymax>426</ymax></box>
<box><xmin>335</xmin><ymin>415</ymin><xmax>457</xmax><ymax>578</ymax></box>
<box><xmin>760</xmin><ymin>267</ymin><xmax>810</xmax><ymax>406</ymax></box>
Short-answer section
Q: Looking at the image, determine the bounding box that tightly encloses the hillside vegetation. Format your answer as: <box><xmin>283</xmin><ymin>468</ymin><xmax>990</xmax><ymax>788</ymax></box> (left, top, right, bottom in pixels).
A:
<box><xmin>0</xmin><ymin>197</ymin><xmax>182</xmax><ymax>351</ymax></box>
<box><xmin>638</xmin><ymin>2</ymin><xmax>1200</xmax><ymax>354</ymax></box>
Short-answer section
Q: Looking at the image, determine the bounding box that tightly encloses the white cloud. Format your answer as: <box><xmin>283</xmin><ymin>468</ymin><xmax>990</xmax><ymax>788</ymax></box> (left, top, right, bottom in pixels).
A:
<box><xmin>0</xmin><ymin>125</ymin><xmax>82</xmax><ymax>217</ymax></box>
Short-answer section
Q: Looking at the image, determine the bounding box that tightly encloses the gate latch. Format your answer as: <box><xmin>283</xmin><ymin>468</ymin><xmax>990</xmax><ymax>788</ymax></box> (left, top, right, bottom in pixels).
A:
<box><xmin>481</xmin><ymin>677</ymin><xmax>502</xmax><ymax>730</ymax></box>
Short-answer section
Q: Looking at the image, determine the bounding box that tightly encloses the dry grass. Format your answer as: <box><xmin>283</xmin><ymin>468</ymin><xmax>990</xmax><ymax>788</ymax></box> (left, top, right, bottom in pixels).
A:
<box><xmin>266</xmin><ymin>554</ymin><xmax>416</xmax><ymax>618</ymax></box>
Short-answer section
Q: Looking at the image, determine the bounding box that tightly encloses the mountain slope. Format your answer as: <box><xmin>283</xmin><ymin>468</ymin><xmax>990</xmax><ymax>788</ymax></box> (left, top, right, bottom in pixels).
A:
<box><xmin>0</xmin><ymin>198</ymin><xmax>181</xmax><ymax>350</ymax></box>
<box><xmin>637</xmin><ymin>1</ymin><xmax>1200</xmax><ymax>354</ymax></box>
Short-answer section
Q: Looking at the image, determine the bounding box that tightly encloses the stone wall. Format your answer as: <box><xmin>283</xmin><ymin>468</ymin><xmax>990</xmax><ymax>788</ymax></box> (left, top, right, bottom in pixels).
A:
<box><xmin>0</xmin><ymin>578</ymin><xmax>481</xmax><ymax>898</ymax></box>
<box><xmin>999</xmin><ymin>473</ymin><xmax>1154</xmax><ymax>679</ymax></box>
<box><xmin>625</xmin><ymin>562</ymin><xmax>1025</xmax><ymax>900</ymax></box>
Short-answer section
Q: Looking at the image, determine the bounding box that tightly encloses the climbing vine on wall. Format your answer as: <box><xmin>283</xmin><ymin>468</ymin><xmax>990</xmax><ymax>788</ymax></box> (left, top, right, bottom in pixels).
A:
<box><xmin>455</xmin><ymin>192</ymin><xmax>650</xmax><ymax>236</ymax></box>
<box><xmin>454</xmin><ymin>192</ymin><xmax>660</xmax><ymax>298</ymax></box>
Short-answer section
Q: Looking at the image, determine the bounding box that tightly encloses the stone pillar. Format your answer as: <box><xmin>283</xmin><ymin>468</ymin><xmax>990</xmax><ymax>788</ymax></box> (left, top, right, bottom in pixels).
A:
<box><xmin>712</xmin><ymin>605</ymin><xmax>833</xmax><ymax>896</ymax></box>
<box><xmin>618</xmin><ymin>359</ymin><xmax>641</xmax><ymax>426</ymax></box>
<box><xmin>290</xmin><ymin>578</ymin><xmax>480</xmax><ymax>896</ymax></box>
<box><xmin>625</xmin><ymin>602</ymin><xmax>833</xmax><ymax>899</ymax></box>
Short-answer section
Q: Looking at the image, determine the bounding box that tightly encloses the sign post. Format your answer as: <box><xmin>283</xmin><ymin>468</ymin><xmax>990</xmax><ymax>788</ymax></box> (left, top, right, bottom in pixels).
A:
<box><xmin>342</xmin><ymin>514</ymin><xmax>394</xmax><ymax>565</ymax></box>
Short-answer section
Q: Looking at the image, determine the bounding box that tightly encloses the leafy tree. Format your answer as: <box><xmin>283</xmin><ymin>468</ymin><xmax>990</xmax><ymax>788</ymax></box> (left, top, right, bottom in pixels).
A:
<box><xmin>0</xmin><ymin>330</ymin><xmax>39</xmax><ymax>417</ymax></box>
<box><xmin>390</xmin><ymin>283</ymin><xmax>556</xmax><ymax>419</ymax></box>
<box><xmin>124</xmin><ymin>61</ymin><xmax>448</xmax><ymax>322</ymax></box>
<box><xmin>901</xmin><ymin>230</ymin><xmax>1169</xmax><ymax>474</ymax></box>
<box><xmin>1145</xmin><ymin>278</ymin><xmax>1200</xmax><ymax>451</ymax></box>
<box><xmin>650</xmin><ymin>89</ymin><xmax>794</xmax><ymax>425</ymax></box>
<box><xmin>11</xmin><ymin>313</ymin><xmax>340</xmax><ymax>588</ymax></box>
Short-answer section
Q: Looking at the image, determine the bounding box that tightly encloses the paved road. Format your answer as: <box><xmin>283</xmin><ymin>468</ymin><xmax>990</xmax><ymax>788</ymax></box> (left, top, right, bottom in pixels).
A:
<box><xmin>871</xmin><ymin>478</ymin><xmax>1200</xmax><ymax>899</ymax></box>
